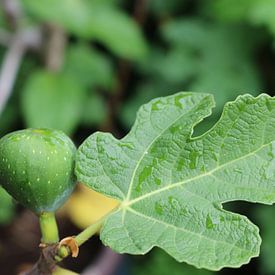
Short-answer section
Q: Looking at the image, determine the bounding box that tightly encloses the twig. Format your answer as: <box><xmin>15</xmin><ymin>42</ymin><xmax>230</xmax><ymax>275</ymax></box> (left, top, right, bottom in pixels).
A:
<box><xmin>0</xmin><ymin>0</ymin><xmax>42</xmax><ymax>116</ymax></box>
<box><xmin>0</xmin><ymin>27</ymin><xmax>42</xmax><ymax>116</ymax></box>
<box><xmin>0</xmin><ymin>32</ymin><xmax>25</xmax><ymax>115</ymax></box>
<box><xmin>44</xmin><ymin>24</ymin><xmax>67</xmax><ymax>72</ymax></box>
<box><xmin>24</xmin><ymin>244</ymin><xmax>58</xmax><ymax>275</ymax></box>
<box><xmin>1</xmin><ymin>0</ymin><xmax>22</xmax><ymax>28</ymax></box>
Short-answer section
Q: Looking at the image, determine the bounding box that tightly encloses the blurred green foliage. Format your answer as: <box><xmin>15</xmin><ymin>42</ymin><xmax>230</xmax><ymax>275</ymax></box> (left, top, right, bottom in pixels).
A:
<box><xmin>22</xmin><ymin>0</ymin><xmax>148</xmax><ymax>59</ymax></box>
<box><xmin>0</xmin><ymin>187</ymin><xmax>14</xmax><ymax>225</ymax></box>
<box><xmin>0</xmin><ymin>0</ymin><xmax>275</xmax><ymax>274</ymax></box>
<box><xmin>134</xmin><ymin>249</ymin><xmax>213</xmax><ymax>275</ymax></box>
<box><xmin>22</xmin><ymin>70</ymin><xmax>86</xmax><ymax>134</ymax></box>
<box><xmin>210</xmin><ymin>0</ymin><xmax>275</xmax><ymax>36</ymax></box>
<box><xmin>120</xmin><ymin>18</ymin><xmax>262</xmax><ymax>130</ymax></box>
<box><xmin>64</xmin><ymin>43</ymin><xmax>114</xmax><ymax>90</ymax></box>
<box><xmin>256</xmin><ymin>206</ymin><xmax>275</xmax><ymax>275</ymax></box>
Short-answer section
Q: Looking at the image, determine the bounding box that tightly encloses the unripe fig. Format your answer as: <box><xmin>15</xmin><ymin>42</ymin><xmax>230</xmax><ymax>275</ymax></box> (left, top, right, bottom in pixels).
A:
<box><xmin>0</xmin><ymin>128</ymin><xmax>76</xmax><ymax>214</ymax></box>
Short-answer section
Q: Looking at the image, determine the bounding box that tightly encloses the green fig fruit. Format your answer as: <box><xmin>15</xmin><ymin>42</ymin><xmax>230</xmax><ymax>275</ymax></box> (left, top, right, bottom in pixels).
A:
<box><xmin>0</xmin><ymin>128</ymin><xmax>76</xmax><ymax>214</ymax></box>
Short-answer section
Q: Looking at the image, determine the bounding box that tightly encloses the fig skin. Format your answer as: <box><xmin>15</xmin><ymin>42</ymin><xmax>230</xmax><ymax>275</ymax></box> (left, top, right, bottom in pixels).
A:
<box><xmin>0</xmin><ymin>128</ymin><xmax>76</xmax><ymax>214</ymax></box>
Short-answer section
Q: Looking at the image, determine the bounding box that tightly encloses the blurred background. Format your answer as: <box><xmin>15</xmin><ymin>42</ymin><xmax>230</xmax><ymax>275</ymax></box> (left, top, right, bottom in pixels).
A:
<box><xmin>0</xmin><ymin>0</ymin><xmax>275</xmax><ymax>274</ymax></box>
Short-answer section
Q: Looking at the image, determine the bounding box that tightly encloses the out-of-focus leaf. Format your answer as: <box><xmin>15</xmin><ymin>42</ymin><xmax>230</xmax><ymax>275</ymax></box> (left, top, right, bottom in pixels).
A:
<box><xmin>0</xmin><ymin>103</ymin><xmax>18</xmax><ymax>137</ymax></box>
<box><xmin>85</xmin><ymin>4</ymin><xmax>148</xmax><ymax>60</ymax></box>
<box><xmin>249</xmin><ymin>0</ymin><xmax>275</xmax><ymax>35</ymax></box>
<box><xmin>149</xmin><ymin>0</ymin><xmax>186</xmax><ymax>16</ymax></box>
<box><xmin>160</xmin><ymin>20</ymin><xmax>261</xmax><ymax>108</ymax></box>
<box><xmin>64</xmin><ymin>44</ymin><xmax>114</xmax><ymax>90</ymax></box>
<box><xmin>81</xmin><ymin>93</ymin><xmax>107</xmax><ymax>127</ymax></box>
<box><xmin>22</xmin><ymin>0</ymin><xmax>148</xmax><ymax>59</ymax></box>
<box><xmin>211</xmin><ymin>0</ymin><xmax>275</xmax><ymax>36</ymax></box>
<box><xmin>255</xmin><ymin>206</ymin><xmax>275</xmax><ymax>275</ymax></box>
<box><xmin>0</xmin><ymin>186</ymin><xmax>15</xmax><ymax>225</ymax></box>
<box><xmin>63</xmin><ymin>184</ymin><xmax>118</xmax><ymax>229</ymax></box>
<box><xmin>121</xmin><ymin>19</ymin><xmax>262</xmax><ymax>129</ymax></box>
<box><xmin>22</xmin><ymin>0</ymin><xmax>90</xmax><ymax>34</ymax></box>
<box><xmin>21</xmin><ymin>70</ymin><xmax>85</xmax><ymax>135</ymax></box>
<box><xmin>134</xmin><ymin>249</ymin><xmax>214</xmax><ymax>275</ymax></box>
<box><xmin>210</xmin><ymin>0</ymin><xmax>253</xmax><ymax>22</ymax></box>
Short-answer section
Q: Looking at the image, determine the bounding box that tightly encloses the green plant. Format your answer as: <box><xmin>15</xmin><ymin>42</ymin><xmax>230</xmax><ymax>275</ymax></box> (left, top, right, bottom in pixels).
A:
<box><xmin>120</xmin><ymin>18</ymin><xmax>262</xmax><ymax>130</ymax></box>
<box><xmin>0</xmin><ymin>92</ymin><xmax>275</xmax><ymax>274</ymax></box>
<box><xmin>209</xmin><ymin>0</ymin><xmax>275</xmax><ymax>37</ymax></box>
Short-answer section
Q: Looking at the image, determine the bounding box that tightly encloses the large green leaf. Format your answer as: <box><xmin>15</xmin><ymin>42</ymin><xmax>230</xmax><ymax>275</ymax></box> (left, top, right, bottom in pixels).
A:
<box><xmin>76</xmin><ymin>92</ymin><xmax>275</xmax><ymax>270</ymax></box>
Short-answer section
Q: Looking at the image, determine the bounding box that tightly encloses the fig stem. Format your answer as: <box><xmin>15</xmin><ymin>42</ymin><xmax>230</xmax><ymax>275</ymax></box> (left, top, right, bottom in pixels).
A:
<box><xmin>55</xmin><ymin>207</ymin><xmax>121</xmax><ymax>261</ymax></box>
<box><xmin>56</xmin><ymin>214</ymin><xmax>107</xmax><ymax>260</ymax></box>
<box><xmin>74</xmin><ymin>215</ymin><xmax>105</xmax><ymax>246</ymax></box>
<box><xmin>39</xmin><ymin>212</ymin><xmax>59</xmax><ymax>244</ymax></box>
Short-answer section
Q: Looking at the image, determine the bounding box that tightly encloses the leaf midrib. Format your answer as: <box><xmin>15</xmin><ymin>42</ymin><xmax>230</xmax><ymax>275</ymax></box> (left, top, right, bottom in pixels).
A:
<box><xmin>124</xmin><ymin>142</ymin><xmax>272</xmax><ymax>206</ymax></box>
<box><xmin>124</xmin><ymin>96</ymin><xmax>210</xmax><ymax>201</ymax></box>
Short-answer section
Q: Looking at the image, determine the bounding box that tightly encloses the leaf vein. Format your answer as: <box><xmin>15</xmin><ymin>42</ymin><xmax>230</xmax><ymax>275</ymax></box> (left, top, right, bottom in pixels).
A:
<box><xmin>126</xmin><ymin>207</ymin><xmax>253</xmax><ymax>254</ymax></box>
<box><xmin>125</xmin><ymin>102</ymin><xmax>204</xmax><ymax>201</ymax></box>
<box><xmin>127</xmin><ymin>142</ymin><xmax>272</xmax><ymax>206</ymax></box>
